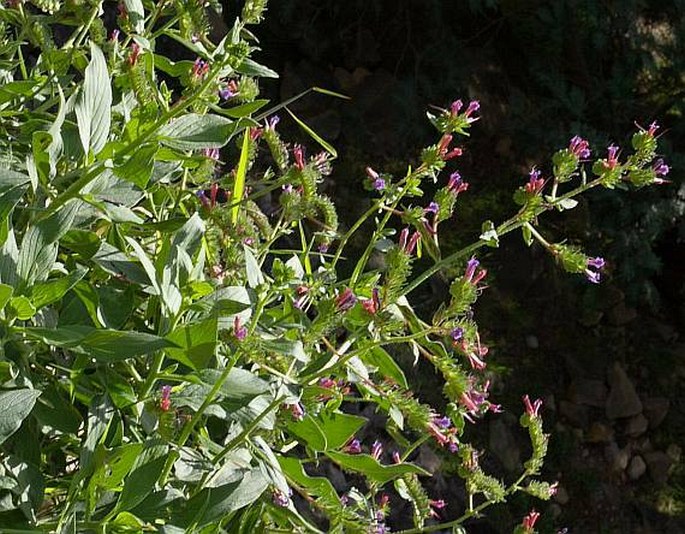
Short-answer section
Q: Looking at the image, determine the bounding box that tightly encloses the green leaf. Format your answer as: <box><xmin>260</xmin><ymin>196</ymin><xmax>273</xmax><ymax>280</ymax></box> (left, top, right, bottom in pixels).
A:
<box><xmin>30</xmin><ymin>267</ymin><xmax>87</xmax><ymax>309</ymax></box>
<box><xmin>221</xmin><ymin>99</ymin><xmax>269</xmax><ymax>118</ymax></box>
<box><xmin>243</xmin><ymin>245</ymin><xmax>264</xmax><ymax>288</ymax></box>
<box><xmin>0</xmin><ymin>389</ymin><xmax>42</xmax><ymax>445</ymax></box>
<box><xmin>236</xmin><ymin>58</ymin><xmax>278</xmax><ymax>78</ymax></box>
<box><xmin>33</xmin><ymin>384</ymin><xmax>82</xmax><ymax>434</ymax></box>
<box><xmin>123</xmin><ymin>0</ymin><xmax>144</xmax><ymax>33</ymax></box>
<box><xmin>199</xmin><ymin>368</ymin><xmax>270</xmax><ymax>400</ymax></box>
<box><xmin>75</xmin><ymin>42</ymin><xmax>112</xmax><ymax>156</ymax></box>
<box><xmin>117</xmin><ymin>440</ymin><xmax>168</xmax><ymax>512</ymax></box>
<box><xmin>0</xmin><ymin>79</ymin><xmax>42</xmax><ymax>106</ymax></box>
<box><xmin>166</xmin><ymin>316</ymin><xmax>218</xmax><ymax>370</ymax></box>
<box><xmin>22</xmin><ymin>326</ymin><xmax>177</xmax><ymax>362</ymax></box>
<box><xmin>285</xmin><ymin>415</ymin><xmax>327</xmax><ymax>451</ymax></box>
<box><xmin>113</xmin><ymin>144</ymin><xmax>157</xmax><ymax>188</ymax></box>
<box><xmin>362</xmin><ymin>346</ymin><xmax>408</xmax><ymax>388</ymax></box>
<box><xmin>61</xmin><ymin>229</ymin><xmax>101</xmax><ymax>259</ymax></box>
<box><xmin>0</xmin><ymin>283</ymin><xmax>13</xmax><ymax>310</ymax></box>
<box><xmin>522</xmin><ymin>224</ymin><xmax>533</xmax><ymax>247</ymax></box>
<box><xmin>177</xmin><ymin>469</ymin><xmax>268</xmax><ymax>527</ymax></box>
<box><xmin>232</xmin><ymin>131</ymin><xmax>250</xmax><ymax>224</ymax></box>
<box><xmin>0</xmin><ymin>183</ymin><xmax>28</xmax><ymax>226</ymax></box>
<box><xmin>315</xmin><ymin>412</ymin><xmax>366</xmax><ymax>450</ymax></box>
<box><xmin>279</xmin><ymin>457</ymin><xmax>342</xmax><ymax>511</ymax></box>
<box><xmin>8</xmin><ymin>295</ymin><xmax>36</xmax><ymax>320</ymax></box>
<box><xmin>159</xmin><ymin>114</ymin><xmax>234</xmax><ymax>151</ymax></box>
<box><xmin>325</xmin><ymin>452</ymin><xmax>429</xmax><ymax>484</ymax></box>
<box><xmin>285</xmin><ymin>107</ymin><xmax>337</xmax><ymax>158</ymax></box>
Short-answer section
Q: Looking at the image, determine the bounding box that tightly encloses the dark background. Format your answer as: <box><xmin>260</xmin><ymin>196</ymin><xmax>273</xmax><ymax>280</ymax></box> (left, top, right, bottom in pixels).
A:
<box><xmin>226</xmin><ymin>1</ymin><xmax>685</xmax><ymax>531</ymax></box>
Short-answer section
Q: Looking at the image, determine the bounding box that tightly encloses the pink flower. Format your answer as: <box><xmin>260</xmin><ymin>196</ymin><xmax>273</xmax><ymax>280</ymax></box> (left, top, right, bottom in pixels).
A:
<box><xmin>334</xmin><ymin>287</ymin><xmax>357</xmax><ymax>312</ymax></box>
<box><xmin>524</xmin><ymin>168</ymin><xmax>545</xmax><ymax>195</ymax></box>
<box><xmin>521</xmin><ymin>510</ymin><xmax>540</xmax><ymax>531</ymax></box>
<box><xmin>447</xmin><ymin>171</ymin><xmax>469</xmax><ymax>194</ymax></box>
<box><xmin>437</xmin><ymin>134</ymin><xmax>463</xmax><ymax>160</ymax></box>
<box><xmin>293</xmin><ymin>144</ymin><xmax>306</xmax><ymax>170</ymax></box>
<box><xmin>233</xmin><ymin>316</ymin><xmax>248</xmax><ymax>341</ymax></box>
<box><xmin>371</xmin><ymin>440</ymin><xmax>383</xmax><ymax>461</ymax></box>
<box><xmin>522</xmin><ymin>394</ymin><xmax>543</xmax><ymax>418</ymax></box>
<box><xmin>159</xmin><ymin>385</ymin><xmax>172</xmax><ymax>412</ymax></box>
<box><xmin>343</xmin><ymin>438</ymin><xmax>362</xmax><ymax>454</ymax></box>
<box><xmin>362</xmin><ymin>288</ymin><xmax>381</xmax><ymax>314</ymax></box>
<box><xmin>648</xmin><ymin>121</ymin><xmax>659</xmax><ymax>136</ymax></box>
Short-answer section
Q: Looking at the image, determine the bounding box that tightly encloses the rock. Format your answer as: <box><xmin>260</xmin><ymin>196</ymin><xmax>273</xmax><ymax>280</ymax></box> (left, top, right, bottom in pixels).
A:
<box><xmin>642</xmin><ymin>397</ymin><xmax>669</xmax><ymax>429</ymax></box>
<box><xmin>605</xmin><ymin>362</ymin><xmax>643</xmax><ymax>419</ymax></box>
<box><xmin>627</xmin><ymin>455</ymin><xmax>647</xmax><ymax>480</ymax></box>
<box><xmin>568</xmin><ymin>379</ymin><xmax>608</xmax><ymax>407</ymax></box>
<box><xmin>624</xmin><ymin>413</ymin><xmax>649</xmax><ymax>437</ymax></box>
<box><xmin>554</xmin><ymin>485</ymin><xmax>570</xmax><ymax>505</ymax></box>
<box><xmin>489</xmin><ymin>417</ymin><xmax>521</xmax><ymax>472</ymax></box>
<box><xmin>605</xmin><ymin>442</ymin><xmax>630</xmax><ymax>472</ymax></box>
<box><xmin>525</xmin><ymin>335</ymin><xmax>539</xmax><ymax>349</ymax></box>
<box><xmin>644</xmin><ymin>451</ymin><xmax>673</xmax><ymax>486</ymax></box>
<box><xmin>416</xmin><ymin>445</ymin><xmax>442</xmax><ymax>474</ymax></box>
<box><xmin>586</xmin><ymin>421</ymin><xmax>614</xmax><ymax>443</ymax></box>
<box><xmin>559</xmin><ymin>400</ymin><xmax>589</xmax><ymax>429</ymax></box>
<box><xmin>607</xmin><ymin>302</ymin><xmax>638</xmax><ymax>325</ymax></box>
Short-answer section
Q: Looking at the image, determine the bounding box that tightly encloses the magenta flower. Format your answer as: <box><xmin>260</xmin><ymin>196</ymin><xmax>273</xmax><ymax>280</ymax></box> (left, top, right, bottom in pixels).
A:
<box><xmin>293</xmin><ymin>144</ymin><xmax>306</xmax><ymax>170</ymax></box>
<box><xmin>362</xmin><ymin>288</ymin><xmax>381</xmax><ymax>314</ymax></box>
<box><xmin>569</xmin><ymin>135</ymin><xmax>591</xmax><ymax>159</ymax></box>
<box><xmin>437</xmin><ymin>134</ymin><xmax>463</xmax><ymax>160</ymax></box>
<box><xmin>429</xmin><ymin>498</ymin><xmax>447</xmax><ymax>518</ymax></box>
<box><xmin>191</xmin><ymin>58</ymin><xmax>209</xmax><ymax>79</ymax></box>
<box><xmin>398</xmin><ymin>227</ymin><xmax>421</xmax><ymax>256</ymax></box>
<box><xmin>450</xmin><ymin>99</ymin><xmax>463</xmax><ymax>115</ymax></box>
<box><xmin>605</xmin><ymin>144</ymin><xmax>620</xmax><ymax>170</ymax></box>
<box><xmin>652</xmin><ymin>158</ymin><xmax>670</xmax><ymax>183</ymax></box>
<box><xmin>110</xmin><ymin>29</ymin><xmax>120</xmax><ymax>42</ymax></box>
<box><xmin>521</xmin><ymin>510</ymin><xmax>541</xmax><ymax>532</ymax></box>
<box><xmin>447</xmin><ymin>171</ymin><xmax>469</xmax><ymax>194</ymax></box>
<box><xmin>648</xmin><ymin>121</ymin><xmax>659</xmax><ymax>136</ymax></box>
<box><xmin>392</xmin><ymin>450</ymin><xmax>402</xmax><ymax>464</ymax></box>
<box><xmin>160</xmin><ymin>385</ymin><xmax>172</xmax><ymax>412</ymax></box>
<box><xmin>334</xmin><ymin>287</ymin><xmax>357</xmax><ymax>312</ymax></box>
<box><xmin>522</xmin><ymin>394</ymin><xmax>543</xmax><ymax>418</ymax></box>
<box><xmin>464</xmin><ymin>100</ymin><xmax>480</xmax><ymax>121</ymax></box>
<box><xmin>288</xmin><ymin>402</ymin><xmax>305</xmax><ymax>421</ymax></box>
<box><xmin>524</xmin><ymin>168</ymin><xmax>545</xmax><ymax>195</ymax></box>
<box><xmin>343</xmin><ymin>438</ymin><xmax>362</xmax><ymax>454</ymax></box>
<box><xmin>464</xmin><ymin>256</ymin><xmax>487</xmax><ymax>285</ymax></box>
<box><xmin>371</xmin><ymin>440</ymin><xmax>383</xmax><ymax>461</ymax></box>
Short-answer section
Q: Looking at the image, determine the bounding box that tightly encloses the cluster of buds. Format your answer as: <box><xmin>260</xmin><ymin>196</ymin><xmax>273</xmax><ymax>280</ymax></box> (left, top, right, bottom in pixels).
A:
<box><xmin>128</xmin><ymin>42</ymin><xmax>141</xmax><ymax>66</ymax></box>
<box><xmin>550</xmin><ymin>243</ymin><xmax>606</xmax><ymax>284</ymax></box>
<box><xmin>196</xmin><ymin>183</ymin><xmax>229</xmax><ymax>210</ymax></box>
<box><xmin>447</xmin><ymin>171</ymin><xmax>469</xmax><ymax>195</ymax></box>
<box><xmin>568</xmin><ymin>135</ymin><xmax>591</xmax><ymax>159</ymax></box>
<box><xmin>553</xmin><ymin>135</ymin><xmax>591</xmax><ymax>182</ymax></box>
<box><xmin>518</xmin><ymin>510</ymin><xmax>540</xmax><ymax>534</ymax></box>
<box><xmin>437</xmin><ymin>134</ymin><xmax>464</xmax><ymax>161</ymax></box>
<box><xmin>293</xmin><ymin>144</ymin><xmax>306</xmax><ymax>170</ymax></box>
<box><xmin>272</xmin><ymin>488</ymin><xmax>292</xmax><ymax>508</ymax></box>
<box><xmin>428</xmin><ymin>98</ymin><xmax>481</xmax><ymax>135</ymax></box>
<box><xmin>285</xmin><ymin>401</ymin><xmax>305</xmax><ymax>421</ymax></box>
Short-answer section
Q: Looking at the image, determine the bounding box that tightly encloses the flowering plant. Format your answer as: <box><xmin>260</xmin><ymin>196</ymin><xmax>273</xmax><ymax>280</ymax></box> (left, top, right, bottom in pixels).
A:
<box><xmin>0</xmin><ymin>0</ymin><xmax>669</xmax><ymax>532</ymax></box>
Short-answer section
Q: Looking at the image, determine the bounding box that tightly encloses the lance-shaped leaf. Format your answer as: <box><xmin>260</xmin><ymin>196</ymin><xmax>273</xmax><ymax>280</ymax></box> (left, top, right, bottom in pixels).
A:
<box><xmin>0</xmin><ymin>389</ymin><xmax>42</xmax><ymax>445</ymax></box>
<box><xmin>75</xmin><ymin>42</ymin><xmax>112</xmax><ymax>156</ymax></box>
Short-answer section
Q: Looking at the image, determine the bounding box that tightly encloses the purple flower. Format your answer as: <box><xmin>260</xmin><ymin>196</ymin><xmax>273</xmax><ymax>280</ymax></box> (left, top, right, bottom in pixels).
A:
<box><xmin>233</xmin><ymin>316</ymin><xmax>248</xmax><ymax>341</ymax></box>
<box><xmin>343</xmin><ymin>438</ymin><xmax>362</xmax><ymax>454</ymax></box>
<box><xmin>196</xmin><ymin>190</ymin><xmax>210</xmax><ymax>209</ymax></box>
<box><xmin>392</xmin><ymin>450</ymin><xmax>402</xmax><ymax>464</ymax></box>
<box><xmin>373</xmin><ymin>177</ymin><xmax>386</xmax><ymax>191</ymax></box>
<box><xmin>219</xmin><ymin>86</ymin><xmax>234</xmax><ymax>100</ymax></box>
<box><xmin>605</xmin><ymin>144</ymin><xmax>620</xmax><ymax>169</ymax></box>
<box><xmin>464</xmin><ymin>100</ymin><xmax>480</xmax><ymax>120</ymax></box>
<box><xmin>450</xmin><ymin>99</ymin><xmax>463</xmax><ymax>115</ymax></box>
<box><xmin>110</xmin><ymin>29</ymin><xmax>120</xmax><ymax>42</ymax></box>
<box><xmin>272</xmin><ymin>489</ymin><xmax>291</xmax><ymax>507</ymax></box>
<box><xmin>192</xmin><ymin>58</ymin><xmax>209</xmax><ymax>79</ymax></box>
<box><xmin>371</xmin><ymin>440</ymin><xmax>383</xmax><ymax>461</ymax></box>
<box><xmin>288</xmin><ymin>402</ymin><xmax>305</xmax><ymax>421</ymax></box>
<box><xmin>424</xmin><ymin>201</ymin><xmax>439</xmax><ymax>214</ymax></box>
<box><xmin>334</xmin><ymin>287</ymin><xmax>357</xmax><ymax>312</ymax></box>
<box><xmin>523</xmin><ymin>394</ymin><xmax>543</xmax><ymax>418</ymax></box>
<box><xmin>464</xmin><ymin>257</ymin><xmax>480</xmax><ymax>282</ymax></box>
<box><xmin>525</xmin><ymin>167</ymin><xmax>545</xmax><ymax>195</ymax></box>
<box><xmin>585</xmin><ymin>256</ymin><xmax>605</xmax><ymax>284</ymax></box>
<box><xmin>202</xmin><ymin>147</ymin><xmax>220</xmax><ymax>160</ymax></box>
<box><xmin>433</xmin><ymin>415</ymin><xmax>451</xmax><ymax>428</ymax></box>
<box><xmin>447</xmin><ymin>171</ymin><xmax>469</xmax><ymax>194</ymax></box>
<box><xmin>653</xmin><ymin>158</ymin><xmax>670</xmax><ymax>178</ymax></box>
<box><xmin>450</xmin><ymin>326</ymin><xmax>464</xmax><ymax>342</ymax></box>
<box><xmin>648</xmin><ymin>121</ymin><xmax>659</xmax><ymax>136</ymax></box>
<box><xmin>569</xmin><ymin>135</ymin><xmax>591</xmax><ymax>159</ymax></box>
<box><xmin>266</xmin><ymin>115</ymin><xmax>280</xmax><ymax>130</ymax></box>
